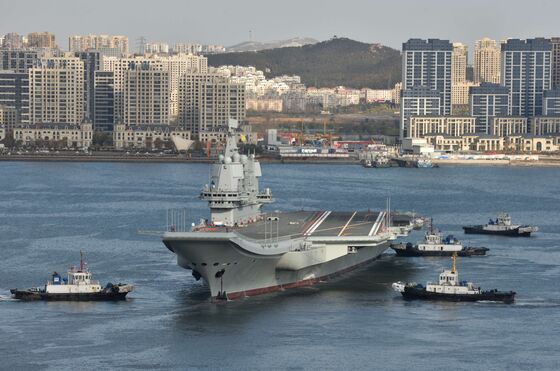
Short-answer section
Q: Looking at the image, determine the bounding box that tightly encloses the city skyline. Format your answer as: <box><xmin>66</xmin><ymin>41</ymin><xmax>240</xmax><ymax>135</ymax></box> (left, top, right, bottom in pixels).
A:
<box><xmin>2</xmin><ymin>0</ymin><xmax>560</xmax><ymax>52</ymax></box>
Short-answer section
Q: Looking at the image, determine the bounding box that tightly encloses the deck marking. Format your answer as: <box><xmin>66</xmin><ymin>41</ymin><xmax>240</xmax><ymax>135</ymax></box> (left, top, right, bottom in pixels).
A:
<box><xmin>369</xmin><ymin>211</ymin><xmax>384</xmax><ymax>236</ymax></box>
<box><xmin>305</xmin><ymin>211</ymin><xmax>331</xmax><ymax>236</ymax></box>
<box><xmin>338</xmin><ymin>211</ymin><xmax>357</xmax><ymax>236</ymax></box>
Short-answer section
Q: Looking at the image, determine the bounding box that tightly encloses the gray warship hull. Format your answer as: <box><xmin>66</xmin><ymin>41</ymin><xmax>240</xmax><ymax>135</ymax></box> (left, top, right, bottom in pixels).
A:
<box><xmin>163</xmin><ymin>211</ymin><xmax>396</xmax><ymax>300</ymax></box>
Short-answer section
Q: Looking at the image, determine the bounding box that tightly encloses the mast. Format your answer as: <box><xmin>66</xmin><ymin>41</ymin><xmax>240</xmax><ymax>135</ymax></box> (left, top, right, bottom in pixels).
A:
<box><xmin>80</xmin><ymin>250</ymin><xmax>84</xmax><ymax>272</ymax></box>
<box><xmin>451</xmin><ymin>252</ymin><xmax>457</xmax><ymax>274</ymax></box>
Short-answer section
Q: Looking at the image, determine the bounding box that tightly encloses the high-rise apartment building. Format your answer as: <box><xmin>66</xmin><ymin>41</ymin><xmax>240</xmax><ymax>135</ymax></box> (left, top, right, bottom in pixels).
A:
<box><xmin>122</xmin><ymin>64</ymin><xmax>170</xmax><ymax>125</ymax></box>
<box><xmin>452</xmin><ymin>43</ymin><xmax>468</xmax><ymax>84</ymax></box>
<box><xmin>0</xmin><ymin>71</ymin><xmax>29</xmax><ymax>124</ymax></box>
<box><xmin>550</xmin><ymin>37</ymin><xmax>560</xmax><ymax>88</ymax></box>
<box><xmin>2</xmin><ymin>33</ymin><xmax>24</xmax><ymax>49</ymax></box>
<box><xmin>400</xmin><ymin>86</ymin><xmax>441</xmax><ymax>137</ymax></box>
<box><xmin>68</xmin><ymin>35</ymin><xmax>129</xmax><ymax>55</ymax></box>
<box><xmin>74</xmin><ymin>51</ymin><xmax>102</xmax><ymax>121</ymax></box>
<box><xmin>178</xmin><ymin>74</ymin><xmax>245</xmax><ymax>134</ymax></box>
<box><xmin>93</xmin><ymin>71</ymin><xmax>115</xmax><ymax>131</ymax></box>
<box><xmin>103</xmin><ymin>54</ymin><xmax>208</xmax><ymax>121</ymax></box>
<box><xmin>474</xmin><ymin>38</ymin><xmax>501</xmax><ymax>84</ymax></box>
<box><xmin>28</xmin><ymin>56</ymin><xmax>84</xmax><ymax>124</ymax></box>
<box><xmin>0</xmin><ymin>49</ymin><xmax>41</xmax><ymax>73</ymax></box>
<box><xmin>543</xmin><ymin>87</ymin><xmax>560</xmax><ymax>116</ymax></box>
<box><xmin>401</xmin><ymin>39</ymin><xmax>452</xmax><ymax>138</ymax></box>
<box><xmin>27</xmin><ymin>32</ymin><xmax>56</xmax><ymax>48</ymax></box>
<box><xmin>469</xmin><ymin>83</ymin><xmax>510</xmax><ymax>134</ymax></box>
<box><xmin>501</xmin><ymin>38</ymin><xmax>552</xmax><ymax>119</ymax></box>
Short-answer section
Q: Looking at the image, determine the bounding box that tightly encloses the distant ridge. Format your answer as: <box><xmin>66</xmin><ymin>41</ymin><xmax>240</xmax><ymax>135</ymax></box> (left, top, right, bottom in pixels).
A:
<box><xmin>208</xmin><ymin>37</ymin><xmax>401</xmax><ymax>89</ymax></box>
<box><xmin>227</xmin><ymin>37</ymin><xmax>318</xmax><ymax>52</ymax></box>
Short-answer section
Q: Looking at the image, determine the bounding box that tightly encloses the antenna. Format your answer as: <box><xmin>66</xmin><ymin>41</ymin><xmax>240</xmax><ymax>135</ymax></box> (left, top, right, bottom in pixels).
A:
<box><xmin>249</xmin><ymin>30</ymin><xmax>253</xmax><ymax>42</ymax></box>
<box><xmin>80</xmin><ymin>250</ymin><xmax>84</xmax><ymax>272</ymax></box>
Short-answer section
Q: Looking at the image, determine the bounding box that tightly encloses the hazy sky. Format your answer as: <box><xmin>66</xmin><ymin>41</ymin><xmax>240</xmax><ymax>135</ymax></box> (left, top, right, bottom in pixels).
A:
<box><xmin>2</xmin><ymin>0</ymin><xmax>559</xmax><ymax>53</ymax></box>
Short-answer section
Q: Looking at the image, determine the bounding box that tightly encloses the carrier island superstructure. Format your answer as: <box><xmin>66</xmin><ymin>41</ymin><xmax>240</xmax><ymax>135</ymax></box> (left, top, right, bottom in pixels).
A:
<box><xmin>162</xmin><ymin>122</ymin><xmax>416</xmax><ymax>300</ymax></box>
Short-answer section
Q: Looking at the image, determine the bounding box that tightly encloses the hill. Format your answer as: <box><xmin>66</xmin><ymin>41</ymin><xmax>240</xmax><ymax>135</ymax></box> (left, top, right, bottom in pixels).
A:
<box><xmin>227</xmin><ymin>37</ymin><xmax>318</xmax><ymax>52</ymax></box>
<box><xmin>207</xmin><ymin>38</ymin><xmax>401</xmax><ymax>89</ymax></box>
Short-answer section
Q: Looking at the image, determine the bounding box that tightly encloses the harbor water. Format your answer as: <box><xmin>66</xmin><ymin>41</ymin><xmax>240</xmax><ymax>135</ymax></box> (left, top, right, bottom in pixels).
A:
<box><xmin>0</xmin><ymin>162</ymin><xmax>559</xmax><ymax>370</ymax></box>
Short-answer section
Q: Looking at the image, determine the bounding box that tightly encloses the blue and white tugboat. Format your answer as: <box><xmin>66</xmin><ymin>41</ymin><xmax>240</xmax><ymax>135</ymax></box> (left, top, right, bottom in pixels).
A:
<box><xmin>392</xmin><ymin>253</ymin><xmax>515</xmax><ymax>304</ymax></box>
<box><xmin>463</xmin><ymin>213</ymin><xmax>538</xmax><ymax>237</ymax></box>
<box><xmin>391</xmin><ymin>224</ymin><xmax>488</xmax><ymax>257</ymax></box>
<box><xmin>10</xmin><ymin>252</ymin><xmax>133</xmax><ymax>301</ymax></box>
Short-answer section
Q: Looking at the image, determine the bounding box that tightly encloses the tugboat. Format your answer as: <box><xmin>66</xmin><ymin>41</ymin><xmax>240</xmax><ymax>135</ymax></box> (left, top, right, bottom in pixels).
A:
<box><xmin>10</xmin><ymin>252</ymin><xmax>133</xmax><ymax>301</ymax></box>
<box><xmin>463</xmin><ymin>213</ymin><xmax>538</xmax><ymax>237</ymax></box>
<box><xmin>392</xmin><ymin>253</ymin><xmax>515</xmax><ymax>303</ymax></box>
<box><xmin>390</xmin><ymin>224</ymin><xmax>488</xmax><ymax>257</ymax></box>
<box><xmin>416</xmin><ymin>157</ymin><xmax>437</xmax><ymax>168</ymax></box>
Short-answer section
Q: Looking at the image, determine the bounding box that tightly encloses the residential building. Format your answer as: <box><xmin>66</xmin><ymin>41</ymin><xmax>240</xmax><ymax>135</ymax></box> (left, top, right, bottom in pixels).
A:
<box><xmin>0</xmin><ymin>105</ymin><xmax>17</xmax><ymax>129</ymax></box>
<box><xmin>362</xmin><ymin>89</ymin><xmax>393</xmax><ymax>103</ymax></box>
<box><xmin>74</xmin><ymin>51</ymin><xmax>102</xmax><ymax>120</ymax></box>
<box><xmin>178</xmin><ymin>73</ymin><xmax>246</xmax><ymax>134</ymax></box>
<box><xmin>2</xmin><ymin>33</ymin><xmax>24</xmax><ymax>49</ymax></box>
<box><xmin>400</xmin><ymin>86</ymin><xmax>441</xmax><ymax>138</ymax></box>
<box><xmin>145</xmin><ymin>42</ymin><xmax>170</xmax><ymax>54</ymax></box>
<box><xmin>501</xmin><ymin>38</ymin><xmax>552</xmax><ymax>120</ymax></box>
<box><xmin>103</xmin><ymin>54</ymin><xmax>207</xmax><ymax>121</ymax></box>
<box><xmin>113</xmin><ymin>123</ymin><xmax>191</xmax><ymax>150</ymax></box>
<box><xmin>93</xmin><ymin>71</ymin><xmax>115</xmax><ymax>131</ymax></box>
<box><xmin>401</xmin><ymin>39</ymin><xmax>453</xmax><ymax>138</ymax></box>
<box><xmin>469</xmin><ymin>83</ymin><xmax>510</xmax><ymax>133</ymax></box>
<box><xmin>122</xmin><ymin>65</ymin><xmax>170</xmax><ymax>125</ymax></box>
<box><xmin>68</xmin><ymin>35</ymin><xmax>129</xmax><ymax>55</ymax></box>
<box><xmin>532</xmin><ymin>116</ymin><xmax>560</xmax><ymax>135</ymax></box>
<box><xmin>424</xmin><ymin>134</ymin><xmax>504</xmax><ymax>152</ymax></box>
<box><xmin>246</xmin><ymin>98</ymin><xmax>283</xmax><ymax>112</ymax></box>
<box><xmin>28</xmin><ymin>56</ymin><xmax>84</xmax><ymax>124</ymax></box>
<box><xmin>27</xmin><ymin>32</ymin><xmax>56</xmax><ymax>48</ymax></box>
<box><xmin>408</xmin><ymin>116</ymin><xmax>475</xmax><ymax>138</ymax></box>
<box><xmin>452</xmin><ymin>42</ymin><xmax>468</xmax><ymax>84</ymax></box>
<box><xmin>392</xmin><ymin>82</ymin><xmax>402</xmax><ymax>105</ymax></box>
<box><xmin>13</xmin><ymin>121</ymin><xmax>93</xmax><ymax>148</ymax></box>
<box><xmin>452</xmin><ymin>81</ymin><xmax>478</xmax><ymax>105</ymax></box>
<box><xmin>543</xmin><ymin>87</ymin><xmax>560</xmax><ymax>116</ymax></box>
<box><xmin>0</xmin><ymin>49</ymin><xmax>41</xmax><ymax>73</ymax></box>
<box><xmin>491</xmin><ymin>116</ymin><xmax>528</xmax><ymax>137</ymax></box>
<box><xmin>0</xmin><ymin>71</ymin><xmax>29</xmax><ymax>124</ymax></box>
<box><xmin>474</xmin><ymin>38</ymin><xmax>501</xmax><ymax>84</ymax></box>
<box><xmin>551</xmin><ymin>37</ymin><xmax>560</xmax><ymax>88</ymax></box>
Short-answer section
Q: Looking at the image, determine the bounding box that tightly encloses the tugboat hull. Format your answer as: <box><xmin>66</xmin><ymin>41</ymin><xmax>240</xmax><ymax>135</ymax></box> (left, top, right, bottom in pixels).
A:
<box><xmin>10</xmin><ymin>287</ymin><xmax>131</xmax><ymax>301</ymax></box>
<box><xmin>463</xmin><ymin>226</ymin><xmax>532</xmax><ymax>237</ymax></box>
<box><xmin>391</xmin><ymin>245</ymin><xmax>488</xmax><ymax>257</ymax></box>
<box><xmin>401</xmin><ymin>287</ymin><xmax>515</xmax><ymax>304</ymax></box>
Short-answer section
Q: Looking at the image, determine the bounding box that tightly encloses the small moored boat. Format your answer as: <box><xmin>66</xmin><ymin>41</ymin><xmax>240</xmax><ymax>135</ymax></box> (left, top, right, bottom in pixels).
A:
<box><xmin>391</xmin><ymin>223</ymin><xmax>488</xmax><ymax>257</ymax></box>
<box><xmin>10</xmin><ymin>252</ymin><xmax>133</xmax><ymax>301</ymax></box>
<box><xmin>392</xmin><ymin>253</ymin><xmax>515</xmax><ymax>303</ymax></box>
<box><xmin>463</xmin><ymin>213</ymin><xmax>538</xmax><ymax>237</ymax></box>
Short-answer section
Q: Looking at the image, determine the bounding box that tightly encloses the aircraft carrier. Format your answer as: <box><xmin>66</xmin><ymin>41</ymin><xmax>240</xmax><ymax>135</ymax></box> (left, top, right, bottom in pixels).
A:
<box><xmin>162</xmin><ymin>121</ymin><xmax>417</xmax><ymax>300</ymax></box>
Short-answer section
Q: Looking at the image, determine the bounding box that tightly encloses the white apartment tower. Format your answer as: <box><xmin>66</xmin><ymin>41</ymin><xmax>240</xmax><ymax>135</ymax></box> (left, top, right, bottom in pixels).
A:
<box><xmin>69</xmin><ymin>35</ymin><xmax>129</xmax><ymax>55</ymax></box>
<box><xmin>29</xmin><ymin>56</ymin><xmax>84</xmax><ymax>124</ymax></box>
<box><xmin>178</xmin><ymin>74</ymin><xmax>246</xmax><ymax>134</ymax></box>
<box><xmin>474</xmin><ymin>38</ymin><xmax>501</xmax><ymax>84</ymax></box>
<box><xmin>103</xmin><ymin>54</ymin><xmax>207</xmax><ymax>121</ymax></box>
<box><xmin>452</xmin><ymin>42</ymin><xmax>468</xmax><ymax>84</ymax></box>
<box><xmin>123</xmin><ymin>64</ymin><xmax>170</xmax><ymax>125</ymax></box>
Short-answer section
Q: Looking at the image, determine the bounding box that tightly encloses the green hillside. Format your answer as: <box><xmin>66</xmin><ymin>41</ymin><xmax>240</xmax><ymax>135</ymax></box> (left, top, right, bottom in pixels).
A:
<box><xmin>207</xmin><ymin>37</ymin><xmax>401</xmax><ymax>89</ymax></box>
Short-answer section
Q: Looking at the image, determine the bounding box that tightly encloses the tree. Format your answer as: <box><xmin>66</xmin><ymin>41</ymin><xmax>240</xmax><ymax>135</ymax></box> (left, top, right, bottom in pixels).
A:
<box><xmin>0</xmin><ymin>130</ymin><xmax>15</xmax><ymax>148</ymax></box>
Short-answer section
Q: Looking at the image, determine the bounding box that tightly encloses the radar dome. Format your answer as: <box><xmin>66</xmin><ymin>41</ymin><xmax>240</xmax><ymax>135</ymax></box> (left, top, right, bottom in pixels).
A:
<box><xmin>224</xmin><ymin>156</ymin><xmax>232</xmax><ymax>164</ymax></box>
<box><xmin>218</xmin><ymin>154</ymin><xmax>225</xmax><ymax>162</ymax></box>
<box><xmin>232</xmin><ymin>153</ymin><xmax>240</xmax><ymax>163</ymax></box>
